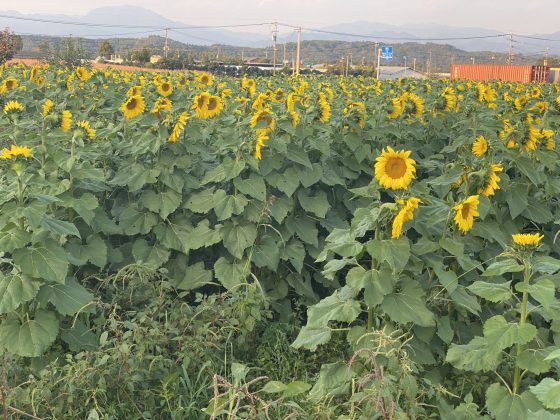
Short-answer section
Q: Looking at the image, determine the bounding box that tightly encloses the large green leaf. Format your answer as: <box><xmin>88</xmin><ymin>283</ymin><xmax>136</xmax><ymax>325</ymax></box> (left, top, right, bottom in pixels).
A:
<box><xmin>184</xmin><ymin>189</ymin><xmax>216</xmax><ymax>213</ymax></box>
<box><xmin>132</xmin><ymin>239</ymin><xmax>170</xmax><ymax>269</ymax></box>
<box><xmin>0</xmin><ymin>310</ymin><xmax>59</xmax><ymax>357</ymax></box>
<box><xmin>366</xmin><ymin>237</ymin><xmax>410</xmax><ymax>273</ymax></box>
<box><xmin>530</xmin><ymin>378</ymin><xmax>560</xmax><ymax>410</ymax></box>
<box><xmin>0</xmin><ymin>223</ymin><xmax>30</xmax><ymax>252</ymax></box>
<box><xmin>487</xmin><ymin>383</ymin><xmax>542</xmax><ymax>420</ymax></box>
<box><xmin>346</xmin><ymin>266</ymin><xmax>393</xmax><ymax>307</ymax></box>
<box><xmin>483</xmin><ymin>258</ymin><xmax>524</xmax><ymax>277</ymax></box>
<box><xmin>446</xmin><ymin>337</ymin><xmax>501</xmax><ymax>372</ymax></box>
<box><xmin>220</xmin><ymin>222</ymin><xmax>257</xmax><ymax>259</ymax></box>
<box><xmin>483</xmin><ymin>315</ymin><xmax>537</xmax><ymax>351</ymax></box>
<box><xmin>13</xmin><ymin>240</ymin><xmax>69</xmax><ymax>284</ymax></box>
<box><xmin>468</xmin><ymin>281</ymin><xmax>512</xmax><ymax>303</ymax></box>
<box><xmin>0</xmin><ymin>273</ymin><xmax>40</xmax><ymax>314</ymax></box>
<box><xmin>41</xmin><ymin>216</ymin><xmax>81</xmax><ymax>238</ymax></box>
<box><xmin>214</xmin><ymin>193</ymin><xmax>249</xmax><ymax>221</ymax></box>
<box><xmin>286</xmin><ymin>216</ymin><xmax>318</xmax><ymax>248</ymax></box>
<box><xmin>297</xmin><ymin>190</ymin><xmax>330</xmax><ymax>218</ymax></box>
<box><xmin>252</xmin><ymin>235</ymin><xmax>281</xmax><ymax>271</ymax></box>
<box><xmin>118</xmin><ymin>207</ymin><xmax>158</xmax><ymax>235</ymax></box>
<box><xmin>308</xmin><ymin>362</ymin><xmax>353</xmax><ymax>402</ymax></box>
<box><xmin>291</xmin><ymin>326</ymin><xmax>332</xmax><ymax>351</ymax></box>
<box><xmin>172</xmin><ymin>262</ymin><xmax>213</xmax><ymax>291</ymax></box>
<box><xmin>141</xmin><ymin>189</ymin><xmax>182</xmax><ymax>219</ymax></box>
<box><xmin>214</xmin><ymin>257</ymin><xmax>248</xmax><ymax>290</ymax></box>
<box><xmin>306</xmin><ymin>286</ymin><xmax>361</xmax><ymax>328</ymax></box>
<box><xmin>38</xmin><ymin>277</ymin><xmax>94</xmax><ymax>316</ymax></box>
<box><xmin>381</xmin><ymin>281</ymin><xmax>435</xmax><ymax>327</ymax></box>
<box><xmin>233</xmin><ymin>174</ymin><xmax>266</xmax><ymax>201</ymax></box>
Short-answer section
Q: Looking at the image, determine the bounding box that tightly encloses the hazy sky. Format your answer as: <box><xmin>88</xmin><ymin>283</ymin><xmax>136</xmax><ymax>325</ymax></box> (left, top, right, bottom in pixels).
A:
<box><xmin>1</xmin><ymin>0</ymin><xmax>558</xmax><ymax>34</ymax></box>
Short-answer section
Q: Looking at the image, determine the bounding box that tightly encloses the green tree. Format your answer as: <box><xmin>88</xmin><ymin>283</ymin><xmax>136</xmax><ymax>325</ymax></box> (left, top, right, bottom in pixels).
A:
<box><xmin>0</xmin><ymin>28</ymin><xmax>23</xmax><ymax>64</ymax></box>
<box><xmin>41</xmin><ymin>37</ymin><xmax>89</xmax><ymax>68</ymax></box>
<box><xmin>97</xmin><ymin>40</ymin><xmax>114</xmax><ymax>59</ymax></box>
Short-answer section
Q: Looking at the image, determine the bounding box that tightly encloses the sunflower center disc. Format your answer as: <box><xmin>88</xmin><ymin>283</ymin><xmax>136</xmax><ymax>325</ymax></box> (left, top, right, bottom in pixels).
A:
<box><xmin>386</xmin><ymin>158</ymin><xmax>407</xmax><ymax>179</ymax></box>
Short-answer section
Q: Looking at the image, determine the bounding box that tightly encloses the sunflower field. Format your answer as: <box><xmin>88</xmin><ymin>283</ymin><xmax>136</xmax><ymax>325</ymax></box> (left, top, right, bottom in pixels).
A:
<box><xmin>2</xmin><ymin>63</ymin><xmax>560</xmax><ymax>419</ymax></box>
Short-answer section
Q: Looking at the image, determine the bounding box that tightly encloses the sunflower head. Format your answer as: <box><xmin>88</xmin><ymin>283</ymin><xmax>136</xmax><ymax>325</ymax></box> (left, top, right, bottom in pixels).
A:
<box><xmin>453</xmin><ymin>195</ymin><xmax>480</xmax><ymax>234</ymax></box>
<box><xmin>512</xmin><ymin>233</ymin><xmax>544</xmax><ymax>248</ymax></box>
<box><xmin>479</xmin><ymin>163</ymin><xmax>503</xmax><ymax>197</ymax></box>
<box><xmin>472</xmin><ymin>136</ymin><xmax>489</xmax><ymax>157</ymax></box>
<box><xmin>391</xmin><ymin>197</ymin><xmax>421</xmax><ymax>239</ymax></box>
<box><xmin>0</xmin><ymin>144</ymin><xmax>32</xmax><ymax>160</ymax></box>
<box><xmin>4</xmin><ymin>100</ymin><xmax>24</xmax><ymax>114</ymax></box>
<box><xmin>157</xmin><ymin>81</ymin><xmax>173</xmax><ymax>97</ymax></box>
<box><xmin>61</xmin><ymin>110</ymin><xmax>72</xmax><ymax>132</ymax></box>
<box><xmin>374</xmin><ymin>147</ymin><xmax>416</xmax><ymax>190</ymax></box>
<box><xmin>250</xmin><ymin>109</ymin><xmax>276</xmax><ymax>133</ymax></box>
<box><xmin>121</xmin><ymin>95</ymin><xmax>145</xmax><ymax>120</ymax></box>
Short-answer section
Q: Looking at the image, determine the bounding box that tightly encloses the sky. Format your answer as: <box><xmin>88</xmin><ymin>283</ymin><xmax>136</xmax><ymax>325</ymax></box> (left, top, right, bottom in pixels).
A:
<box><xmin>0</xmin><ymin>0</ymin><xmax>558</xmax><ymax>34</ymax></box>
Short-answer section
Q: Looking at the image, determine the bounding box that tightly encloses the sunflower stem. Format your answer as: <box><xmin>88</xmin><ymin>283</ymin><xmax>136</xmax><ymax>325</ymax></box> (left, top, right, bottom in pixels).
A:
<box><xmin>512</xmin><ymin>260</ymin><xmax>531</xmax><ymax>395</ymax></box>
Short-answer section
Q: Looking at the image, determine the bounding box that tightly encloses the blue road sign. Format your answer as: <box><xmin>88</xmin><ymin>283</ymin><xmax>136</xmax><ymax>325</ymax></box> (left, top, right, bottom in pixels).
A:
<box><xmin>381</xmin><ymin>46</ymin><xmax>393</xmax><ymax>60</ymax></box>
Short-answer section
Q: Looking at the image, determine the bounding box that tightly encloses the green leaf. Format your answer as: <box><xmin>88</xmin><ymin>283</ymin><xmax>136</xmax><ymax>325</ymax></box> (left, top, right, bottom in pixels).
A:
<box><xmin>270</xmin><ymin>196</ymin><xmax>293</xmax><ymax>223</ymax></box>
<box><xmin>39</xmin><ymin>278</ymin><xmax>94</xmax><ymax>316</ymax></box>
<box><xmin>308</xmin><ymin>362</ymin><xmax>353</xmax><ymax>402</ymax></box>
<box><xmin>296</xmin><ymin>163</ymin><xmax>323</xmax><ymax>188</ymax></box>
<box><xmin>214</xmin><ymin>257</ymin><xmax>248</xmax><ymax>290</ymax></box>
<box><xmin>262</xmin><ymin>381</ymin><xmax>287</xmax><ymax>394</ymax></box>
<box><xmin>346</xmin><ymin>266</ymin><xmax>393</xmax><ymax>307</ymax></box>
<box><xmin>13</xmin><ymin>240</ymin><xmax>69</xmax><ymax>284</ymax></box>
<box><xmin>507</xmin><ymin>184</ymin><xmax>528</xmax><ymax>219</ymax></box>
<box><xmin>0</xmin><ymin>223</ymin><xmax>30</xmax><ymax>252</ymax></box>
<box><xmin>446</xmin><ymin>337</ymin><xmax>500</xmax><ymax>372</ymax></box>
<box><xmin>41</xmin><ymin>216</ymin><xmax>81</xmax><ymax>238</ymax></box>
<box><xmin>366</xmin><ymin>237</ymin><xmax>410</xmax><ymax>272</ymax></box>
<box><xmin>118</xmin><ymin>207</ymin><xmax>158</xmax><ymax>235</ymax></box>
<box><xmin>286</xmin><ymin>144</ymin><xmax>313</xmax><ymax>168</ymax></box>
<box><xmin>141</xmin><ymin>189</ymin><xmax>182</xmax><ymax>219</ymax></box>
<box><xmin>267</xmin><ymin>167</ymin><xmax>300</xmax><ymax>197</ymax></box>
<box><xmin>468</xmin><ymin>281</ymin><xmax>512</xmax><ymax>303</ymax></box>
<box><xmin>307</xmin><ymin>286</ymin><xmax>361</xmax><ymax>328</ymax></box>
<box><xmin>132</xmin><ymin>239</ymin><xmax>170</xmax><ymax>269</ymax></box>
<box><xmin>283</xmin><ymin>381</ymin><xmax>312</xmax><ymax>397</ymax></box>
<box><xmin>483</xmin><ymin>315</ymin><xmax>537</xmax><ymax>351</ymax></box>
<box><xmin>483</xmin><ymin>258</ymin><xmax>524</xmax><ymax>277</ymax></box>
<box><xmin>189</xmin><ymin>219</ymin><xmax>222</xmax><ymax>250</ymax></box>
<box><xmin>523</xmin><ymin>200</ymin><xmax>554</xmax><ymax>224</ymax></box>
<box><xmin>439</xmin><ymin>237</ymin><xmax>464</xmax><ymax>257</ymax></box>
<box><xmin>297</xmin><ymin>190</ymin><xmax>330</xmax><ymax>218</ymax></box>
<box><xmin>286</xmin><ymin>216</ymin><xmax>318</xmax><ymax>248</ymax></box>
<box><xmin>533</xmin><ymin>256</ymin><xmax>560</xmax><ymax>274</ymax></box>
<box><xmin>60</xmin><ymin>319</ymin><xmax>98</xmax><ymax>352</ymax></box>
<box><xmin>437</xmin><ymin>316</ymin><xmax>454</xmax><ymax>344</ymax></box>
<box><xmin>172</xmin><ymin>262</ymin><xmax>213</xmax><ymax>291</ymax></box>
<box><xmin>518</xmin><ymin>348</ymin><xmax>553</xmax><ymax>374</ymax></box>
<box><xmin>381</xmin><ymin>281</ymin><xmax>435</xmax><ymax>327</ymax></box>
<box><xmin>220</xmin><ymin>222</ymin><xmax>257</xmax><ymax>259</ymax></box>
<box><xmin>0</xmin><ymin>310</ymin><xmax>59</xmax><ymax>357</ymax></box>
<box><xmin>233</xmin><ymin>174</ymin><xmax>266</xmax><ymax>201</ymax></box>
<box><xmin>214</xmin><ymin>193</ymin><xmax>249</xmax><ymax>221</ymax></box>
<box><xmin>292</xmin><ymin>326</ymin><xmax>332</xmax><ymax>351</ymax></box>
<box><xmin>531</xmin><ymin>379</ymin><xmax>560</xmax><ymax>410</ymax></box>
<box><xmin>0</xmin><ymin>273</ymin><xmax>40</xmax><ymax>314</ymax></box>
<box><xmin>252</xmin><ymin>235</ymin><xmax>281</xmax><ymax>271</ymax></box>
<box><xmin>282</xmin><ymin>239</ymin><xmax>305</xmax><ymax>273</ymax></box>
<box><xmin>516</xmin><ymin>279</ymin><xmax>556</xmax><ymax>309</ymax></box>
<box><xmin>487</xmin><ymin>383</ymin><xmax>542</xmax><ymax>420</ymax></box>
<box><xmin>184</xmin><ymin>189</ymin><xmax>216</xmax><ymax>213</ymax></box>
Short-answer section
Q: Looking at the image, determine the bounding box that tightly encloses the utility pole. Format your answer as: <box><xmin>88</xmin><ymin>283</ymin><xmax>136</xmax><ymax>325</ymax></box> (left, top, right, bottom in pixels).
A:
<box><xmin>283</xmin><ymin>42</ymin><xmax>287</xmax><ymax>68</ymax></box>
<box><xmin>376</xmin><ymin>46</ymin><xmax>381</xmax><ymax>79</ymax></box>
<box><xmin>413</xmin><ymin>57</ymin><xmax>416</xmax><ymax>72</ymax></box>
<box><xmin>241</xmin><ymin>49</ymin><xmax>244</xmax><ymax>63</ymax></box>
<box><xmin>345</xmin><ymin>55</ymin><xmax>349</xmax><ymax>77</ymax></box>
<box><xmin>428</xmin><ymin>50</ymin><xmax>432</xmax><ymax>78</ymax></box>
<box><xmin>295</xmin><ymin>27</ymin><xmax>302</xmax><ymax>75</ymax></box>
<box><xmin>292</xmin><ymin>51</ymin><xmax>295</xmax><ymax>75</ymax></box>
<box><xmin>544</xmin><ymin>47</ymin><xmax>549</xmax><ymax>67</ymax></box>
<box><xmin>272</xmin><ymin>22</ymin><xmax>278</xmax><ymax>75</ymax></box>
<box><xmin>163</xmin><ymin>28</ymin><xmax>170</xmax><ymax>60</ymax></box>
<box><xmin>471</xmin><ymin>57</ymin><xmax>475</xmax><ymax>64</ymax></box>
<box><xmin>507</xmin><ymin>32</ymin><xmax>513</xmax><ymax>64</ymax></box>
<box><xmin>373</xmin><ymin>42</ymin><xmax>379</xmax><ymax>75</ymax></box>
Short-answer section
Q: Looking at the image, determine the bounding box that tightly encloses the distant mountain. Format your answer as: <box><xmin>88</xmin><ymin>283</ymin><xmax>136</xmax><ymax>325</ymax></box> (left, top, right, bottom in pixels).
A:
<box><xmin>1</xmin><ymin>6</ymin><xmax>560</xmax><ymax>55</ymax></box>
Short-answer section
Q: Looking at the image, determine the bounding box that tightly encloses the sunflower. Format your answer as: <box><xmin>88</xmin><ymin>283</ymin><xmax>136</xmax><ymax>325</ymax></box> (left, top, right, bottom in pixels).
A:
<box><xmin>479</xmin><ymin>164</ymin><xmax>503</xmax><ymax>197</ymax></box>
<box><xmin>514</xmin><ymin>96</ymin><xmax>528</xmax><ymax>110</ymax></box>
<box><xmin>41</xmin><ymin>99</ymin><xmax>54</xmax><ymax>117</ymax></box>
<box><xmin>168</xmin><ymin>112</ymin><xmax>189</xmax><ymax>143</ymax></box>
<box><xmin>286</xmin><ymin>92</ymin><xmax>298</xmax><ymax>112</ymax></box>
<box><xmin>542</xmin><ymin>129</ymin><xmax>555</xmax><ymax>151</ymax></box>
<box><xmin>530</xmin><ymin>86</ymin><xmax>541</xmax><ymax>98</ymax></box>
<box><xmin>121</xmin><ymin>95</ymin><xmax>145</xmax><ymax>120</ymax></box>
<box><xmin>157</xmin><ymin>81</ymin><xmax>173</xmax><ymax>97</ymax></box>
<box><xmin>344</xmin><ymin>101</ymin><xmax>367</xmax><ymax>127</ymax></box>
<box><xmin>254</xmin><ymin>131</ymin><xmax>269</xmax><ymax>160</ymax></box>
<box><xmin>512</xmin><ymin>233</ymin><xmax>544</xmax><ymax>247</ymax></box>
<box><xmin>206</xmin><ymin>95</ymin><xmax>224</xmax><ymax>119</ymax></box>
<box><xmin>532</xmin><ymin>101</ymin><xmax>548</xmax><ymax>113</ymax></box>
<box><xmin>387</xmin><ymin>97</ymin><xmax>403</xmax><ymax>119</ymax></box>
<box><xmin>272</xmin><ymin>88</ymin><xmax>284</xmax><ymax>103</ymax></box>
<box><xmin>374</xmin><ymin>147</ymin><xmax>416</xmax><ymax>190</ymax></box>
<box><xmin>453</xmin><ymin>195</ymin><xmax>480</xmax><ymax>234</ymax></box>
<box><xmin>127</xmin><ymin>86</ymin><xmax>142</xmax><ymax>96</ymax></box>
<box><xmin>442</xmin><ymin>87</ymin><xmax>457</xmax><ymax>112</ymax></box>
<box><xmin>523</xmin><ymin>125</ymin><xmax>541</xmax><ymax>152</ymax></box>
<box><xmin>290</xmin><ymin>110</ymin><xmax>299</xmax><ymax>128</ymax></box>
<box><xmin>318</xmin><ymin>92</ymin><xmax>331</xmax><ymax>123</ymax></box>
<box><xmin>0</xmin><ymin>144</ymin><xmax>32</xmax><ymax>160</ymax></box>
<box><xmin>61</xmin><ymin>110</ymin><xmax>72</xmax><ymax>132</ymax></box>
<box><xmin>472</xmin><ymin>136</ymin><xmax>488</xmax><ymax>157</ymax></box>
<box><xmin>192</xmin><ymin>92</ymin><xmax>211</xmax><ymax>118</ymax></box>
<box><xmin>405</xmin><ymin>92</ymin><xmax>424</xmax><ymax>118</ymax></box>
<box><xmin>242</xmin><ymin>77</ymin><xmax>256</xmax><ymax>96</ymax></box>
<box><xmin>391</xmin><ymin>197</ymin><xmax>421</xmax><ymax>239</ymax></box>
<box><xmin>75</xmin><ymin>66</ymin><xmax>91</xmax><ymax>81</ymax></box>
<box><xmin>76</xmin><ymin>120</ymin><xmax>96</xmax><ymax>139</ymax></box>
<box><xmin>197</xmin><ymin>72</ymin><xmax>214</xmax><ymax>86</ymax></box>
<box><xmin>152</xmin><ymin>97</ymin><xmax>172</xmax><ymax>115</ymax></box>
<box><xmin>4</xmin><ymin>100</ymin><xmax>24</xmax><ymax>114</ymax></box>
<box><xmin>252</xmin><ymin>93</ymin><xmax>268</xmax><ymax>111</ymax></box>
<box><xmin>250</xmin><ymin>109</ymin><xmax>276</xmax><ymax>133</ymax></box>
<box><xmin>29</xmin><ymin>65</ymin><xmax>40</xmax><ymax>81</ymax></box>
<box><xmin>0</xmin><ymin>77</ymin><xmax>18</xmax><ymax>93</ymax></box>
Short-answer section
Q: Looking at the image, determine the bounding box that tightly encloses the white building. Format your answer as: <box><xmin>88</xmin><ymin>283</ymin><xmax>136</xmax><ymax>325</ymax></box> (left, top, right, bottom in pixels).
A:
<box><xmin>377</xmin><ymin>66</ymin><xmax>427</xmax><ymax>80</ymax></box>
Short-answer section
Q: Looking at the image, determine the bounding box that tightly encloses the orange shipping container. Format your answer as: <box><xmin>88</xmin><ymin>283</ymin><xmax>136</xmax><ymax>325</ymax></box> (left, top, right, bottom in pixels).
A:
<box><xmin>450</xmin><ymin>64</ymin><xmax>550</xmax><ymax>83</ymax></box>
